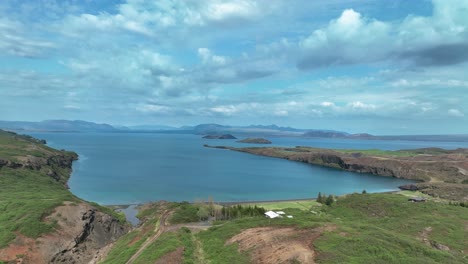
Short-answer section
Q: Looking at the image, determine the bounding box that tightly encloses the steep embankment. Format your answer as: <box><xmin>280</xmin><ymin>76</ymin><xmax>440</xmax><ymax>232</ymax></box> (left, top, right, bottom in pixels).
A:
<box><xmin>0</xmin><ymin>130</ymin><xmax>129</xmax><ymax>264</ymax></box>
<box><xmin>207</xmin><ymin>145</ymin><xmax>468</xmax><ymax>201</ymax></box>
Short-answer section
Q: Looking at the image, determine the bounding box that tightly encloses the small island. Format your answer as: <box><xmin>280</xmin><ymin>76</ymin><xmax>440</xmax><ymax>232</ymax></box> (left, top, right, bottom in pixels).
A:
<box><xmin>237</xmin><ymin>137</ymin><xmax>272</xmax><ymax>144</ymax></box>
<box><xmin>202</xmin><ymin>134</ymin><xmax>237</xmax><ymax>139</ymax></box>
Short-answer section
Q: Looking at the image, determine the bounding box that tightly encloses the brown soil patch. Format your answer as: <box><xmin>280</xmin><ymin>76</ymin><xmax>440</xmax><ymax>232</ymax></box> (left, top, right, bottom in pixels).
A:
<box><xmin>165</xmin><ymin>222</ymin><xmax>211</xmax><ymax>234</ymax></box>
<box><xmin>0</xmin><ymin>234</ymin><xmax>43</xmax><ymax>264</ymax></box>
<box><xmin>226</xmin><ymin>226</ymin><xmax>336</xmax><ymax>264</ymax></box>
<box><xmin>0</xmin><ymin>202</ymin><xmax>90</xmax><ymax>263</ymax></box>
<box><xmin>154</xmin><ymin>247</ymin><xmax>184</xmax><ymax>264</ymax></box>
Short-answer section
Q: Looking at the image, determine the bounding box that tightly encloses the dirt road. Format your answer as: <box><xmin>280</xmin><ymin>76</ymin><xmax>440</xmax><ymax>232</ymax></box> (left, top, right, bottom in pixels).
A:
<box><xmin>125</xmin><ymin>210</ymin><xmax>171</xmax><ymax>264</ymax></box>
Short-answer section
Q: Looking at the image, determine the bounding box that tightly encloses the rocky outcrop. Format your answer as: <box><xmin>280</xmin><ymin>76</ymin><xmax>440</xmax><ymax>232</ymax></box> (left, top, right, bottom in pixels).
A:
<box><xmin>0</xmin><ymin>158</ymin><xmax>23</xmax><ymax>169</ymax></box>
<box><xmin>49</xmin><ymin>206</ymin><xmax>129</xmax><ymax>264</ymax></box>
<box><xmin>399</xmin><ymin>184</ymin><xmax>420</xmax><ymax>191</ymax></box>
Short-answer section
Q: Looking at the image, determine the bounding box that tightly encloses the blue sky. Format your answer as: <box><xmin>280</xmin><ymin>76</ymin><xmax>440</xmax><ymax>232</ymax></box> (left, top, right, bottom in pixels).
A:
<box><xmin>0</xmin><ymin>0</ymin><xmax>467</xmax><ymax>134</ymax></box>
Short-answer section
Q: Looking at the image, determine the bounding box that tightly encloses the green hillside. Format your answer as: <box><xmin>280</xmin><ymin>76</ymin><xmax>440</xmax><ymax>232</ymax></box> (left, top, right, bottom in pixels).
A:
<box><xmin>0</xmin><ymin>130</ymin><xmax>79</xmax><ymax>247</ymax></box>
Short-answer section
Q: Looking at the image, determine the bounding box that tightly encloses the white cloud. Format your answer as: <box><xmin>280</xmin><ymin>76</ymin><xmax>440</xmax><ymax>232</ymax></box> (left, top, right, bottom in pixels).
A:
<box><xmin>274</xmin><ymin>110</ymin><xmax>288</xmax><ymax>116</ymax></box>
<box><xmin>198</xmin><ymin>48</ymin><xmax>227</xmax><ymax>65</ymax></box>
<box><xmin>204</xmin><ymin>1</ymin><xmax>260</xmax><ymax>22</ymax></box>
<box><xmin>320</xmin><ymin>101</ymin><xmax>335</xmax><ymax>107</ymax></box>
<box><xmin>136</xmin><ymin>104</ymin><xmax>171</xmax><ymax>113</ymax></box>
<box><xmin>448</xmin><ymin>109</ymin><xmax>464</xmax><ymax>117</ymax></box>
<box><xmin>297</xmin><ymin>1</ymin><xmax>468</xmax><ymax>69</ymax></box>
<box><xmin>348</xmin><ymin>101</ymin><xmax>376</xmax><ymax>110</ymax></box>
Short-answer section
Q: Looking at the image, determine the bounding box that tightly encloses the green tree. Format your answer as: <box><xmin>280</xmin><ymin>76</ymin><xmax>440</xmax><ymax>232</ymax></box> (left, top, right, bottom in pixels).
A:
<box><xmin>317</xmin><ymin>192</ymin><xmax>323</xmax><ymax>203</ymax></box>
<box><xmin>325</xmin><ymin>195</ymin><xmax>334</xmax><ymax>206</ymax></box>
<box><xmin>197</xmin><ymin>206</ymin><xmax>210</xmax><ymax>221</ymax></box>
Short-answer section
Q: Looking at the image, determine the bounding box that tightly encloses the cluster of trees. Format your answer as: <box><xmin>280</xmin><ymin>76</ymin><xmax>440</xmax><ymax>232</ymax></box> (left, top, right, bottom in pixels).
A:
<box><xmin>317</xmin><ymin>192</ymin><xmax>335</xmax><ymax>206</ymax></box>
<box><xmin>193</xmin><ymin>198</ymin><xmax>266</xmax><ymax>221</ymax></box>
<box><xmin>218</xmin><ymin>205</ymin><xmax>266</xmax><ymax>220</ymax></box>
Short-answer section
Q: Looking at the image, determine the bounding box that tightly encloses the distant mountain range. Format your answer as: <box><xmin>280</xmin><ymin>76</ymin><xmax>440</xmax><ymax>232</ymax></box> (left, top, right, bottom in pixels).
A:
<box><xmin>0</xmin><ymin>120</ymin><xmax>116</xmax><ymax>132</ymax></box>
<box><xmin>1</xmin><ymin>120</ymin><xmax>467</xmax><ymax>142</ymax></box>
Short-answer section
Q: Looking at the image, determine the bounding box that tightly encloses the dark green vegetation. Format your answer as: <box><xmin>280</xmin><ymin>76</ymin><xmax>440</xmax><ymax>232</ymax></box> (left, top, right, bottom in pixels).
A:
<box><xmin>317</xmin><ymin>192</ymin><xmax>335</xmax><ymax>206</ymax></box>
<box><xmin>202</xmin><ymin>134</ymin><xmax>237</xmax><ymax>139</ymax></box>
<box><xmin>106</xmin><ymin>192</ymin><xmax>467</xmax><ymax>263</ymax></box>
<box><xmin>0</xmin><ymin>130</ymin><xmax>79</xmax><ymax>248</ymax></box>
<box><xmin>237</xmin><ymin>138</ymin><xmax>272</xmax><ymax>144</ymax></box>
<box><xmin>207</xmin><ymin>145</ymin><xmax>468</xmax><ymax>201</ymax></box>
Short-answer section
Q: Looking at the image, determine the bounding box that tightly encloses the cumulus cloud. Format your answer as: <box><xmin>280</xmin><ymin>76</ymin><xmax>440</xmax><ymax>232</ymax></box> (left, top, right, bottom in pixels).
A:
<box><xmin>298</xmin><ymin>9</ymin><xmax>391</xmax><ymax>68</ymax></box>
<box><xmin>1</xmin><ymin>0</ymin><xmax>467</xmax><ymax>132</ymax></box>
<box><xmin>198</xmin><ymin>48</ymin><xmax>227</xmax><ymax>65</ymax></box>
<box><xmin>296</xmin><ymin>1</ymin><xmax>468</xmax><ymax>69</ymax></box>
<box><xmin>57</xmin><ymin>0</ymin><xmax>268</xmax><ymax>39</ymax></box>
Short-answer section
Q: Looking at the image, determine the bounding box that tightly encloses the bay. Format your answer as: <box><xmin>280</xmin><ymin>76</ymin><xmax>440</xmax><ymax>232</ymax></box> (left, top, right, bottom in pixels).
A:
<box><xmin>28</xmin><ymin>132</ymin><xmax>466</xmax><ymax>205</ymax></box>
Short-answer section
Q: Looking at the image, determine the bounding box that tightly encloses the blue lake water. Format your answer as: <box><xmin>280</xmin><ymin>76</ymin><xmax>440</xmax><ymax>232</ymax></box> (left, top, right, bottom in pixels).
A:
<box><xmin>28</xmin><ymin>133</ymin><xmax>468</xmax><ymax>205</ymax></box>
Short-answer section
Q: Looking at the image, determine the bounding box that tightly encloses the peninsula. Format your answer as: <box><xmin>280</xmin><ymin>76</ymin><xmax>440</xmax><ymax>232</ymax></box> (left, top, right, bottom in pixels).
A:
<box><xmin>205</xmin><ymin>145</ymin><xmax>468</xmax><ymax>201</ymax></box>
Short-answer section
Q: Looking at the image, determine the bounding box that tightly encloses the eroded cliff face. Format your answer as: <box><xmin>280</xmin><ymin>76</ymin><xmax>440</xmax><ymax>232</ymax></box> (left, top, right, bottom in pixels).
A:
<box><xmin>47</xmin><ymin>203</ymin><xmax>129</xmax><ymax>264</ymax></box>
<box><xmin>0</xmin><ymin>203</ymin><xmax>129</xmax><ymax>264</ymax></box>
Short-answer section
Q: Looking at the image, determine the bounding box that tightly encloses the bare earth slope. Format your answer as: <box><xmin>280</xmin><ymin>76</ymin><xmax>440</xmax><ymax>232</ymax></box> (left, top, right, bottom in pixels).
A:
<box><xmin>207</xmin><ymin>145</ymin><xmax>468</xmax><ymax>201</ymax></box>
<box><xmin>0</xmin><ymin>130</ymin><xmax>129</xmax><ymax>263</ymax></box>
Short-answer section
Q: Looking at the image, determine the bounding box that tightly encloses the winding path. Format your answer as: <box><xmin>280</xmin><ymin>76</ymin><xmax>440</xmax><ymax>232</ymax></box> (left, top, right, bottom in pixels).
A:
<box><xmin>126</xmin><ymin>210</ymin><xmax>171</xmax><ymax>264</ymax></box>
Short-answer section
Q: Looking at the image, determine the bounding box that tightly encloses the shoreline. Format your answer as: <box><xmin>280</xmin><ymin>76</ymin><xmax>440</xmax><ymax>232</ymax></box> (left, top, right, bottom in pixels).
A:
<box><xmin>107</xmin><ymin>190</ymin><xmax>401</xmax><ymax>208</ymax></box>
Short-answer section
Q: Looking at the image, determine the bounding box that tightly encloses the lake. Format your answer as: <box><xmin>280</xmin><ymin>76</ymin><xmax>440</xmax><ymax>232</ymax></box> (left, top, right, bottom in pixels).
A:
<box><xmin>28</xmin><ymin>132</ymin><xmax>467</xmax><ymax>205</ymax></box>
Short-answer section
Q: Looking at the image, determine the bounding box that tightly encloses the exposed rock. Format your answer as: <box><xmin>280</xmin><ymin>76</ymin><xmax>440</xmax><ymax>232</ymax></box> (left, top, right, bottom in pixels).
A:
<box><xmin>237</xmin><ymin>138</ymin><xmax>272</xmax><ymax>144</ymax></box>
<box><xmin>202</xmin><ymin>134</ymin><xmax>237</xmax><ymax>139</ymax></box>
<box><xmin>399</xmin><ymin>184</ymin><xmax>420</xmax><ymax>191</ymax></box>
<box><xmin>48</xmin><ymin>204</ymin><xmax>129</xmax><ymax>264</ymax></box>
<box><xmin>430</xmin><ymin>241</ymin><xmax>450</xmax><ymax>251</ymax></box>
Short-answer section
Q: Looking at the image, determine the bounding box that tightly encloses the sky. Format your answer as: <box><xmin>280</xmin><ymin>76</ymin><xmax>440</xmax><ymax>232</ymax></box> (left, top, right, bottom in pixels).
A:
<box><xmin>0</xmin><ymin>0</ymin><xmax>467</xmax><ymax>135</ymax></box>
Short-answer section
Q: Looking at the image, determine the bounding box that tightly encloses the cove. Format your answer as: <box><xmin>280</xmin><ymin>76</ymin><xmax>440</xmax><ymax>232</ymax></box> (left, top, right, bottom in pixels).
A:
<box><xmin>27</xmin><ymin>133</ymin><xmax>428</xmax><ymax>205</ymax></box>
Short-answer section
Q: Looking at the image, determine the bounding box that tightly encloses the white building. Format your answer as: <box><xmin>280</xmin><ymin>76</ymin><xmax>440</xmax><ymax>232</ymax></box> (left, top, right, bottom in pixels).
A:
<box><xmin>265</xmin><ymin>211</ymin><xmax>280</xmax><ymax>218</ymax></box>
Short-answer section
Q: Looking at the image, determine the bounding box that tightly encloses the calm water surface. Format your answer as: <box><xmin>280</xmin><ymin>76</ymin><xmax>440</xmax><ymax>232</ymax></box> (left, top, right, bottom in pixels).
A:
<box><xmin>28</xmin><ymin>133</ymin><xmax>467</xmax><ymax>205</ymax></box>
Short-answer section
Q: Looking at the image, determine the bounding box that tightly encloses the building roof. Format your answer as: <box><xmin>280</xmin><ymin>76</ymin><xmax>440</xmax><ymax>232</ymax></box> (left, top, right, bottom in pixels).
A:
<box><xmin>265</xmin><ymin>211</ymin><xmax>280</xmax><ymax>218</ymax></box>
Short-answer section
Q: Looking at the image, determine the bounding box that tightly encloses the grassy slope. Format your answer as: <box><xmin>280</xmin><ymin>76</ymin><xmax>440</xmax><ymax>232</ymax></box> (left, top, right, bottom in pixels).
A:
<box><xmin>133</xmin><ymin>228</ymin><xmax>195</xmax><ymax>264</ymax></box>
<box><xmin>0</xmin><ymin>130</ymin><xmax>126</xmax><ymax>250</ymax></box>
<box><xmin>125</xmin><ymin>193</ymin><xmax>467</xmax><ymax>264</ymax></box>
<box><xmin>315</xmin><ymin>193</ymin><xmax>468</xmax><ymax>263</ymax></box>
<box><xmin>0</xmin><ymin>131</ymin><xmax>82</xmax><ymax>248</ymax></box>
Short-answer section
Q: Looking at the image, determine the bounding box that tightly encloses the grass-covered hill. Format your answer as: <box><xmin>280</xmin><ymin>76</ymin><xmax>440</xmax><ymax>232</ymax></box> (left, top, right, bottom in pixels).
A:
<box><xmin>102</xmin><ymin>193</ymin><xmax>468</xmax><ymax>263</ymax></box>
<box><xmin>0</xmin><ymin>130</ymin><xmax>128</xmax><ymax>263</ymax></box>
<box><xmin>0</xmin><ymin>130</ymin><xmax>78</xmax><ymax>246</ymax></box>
